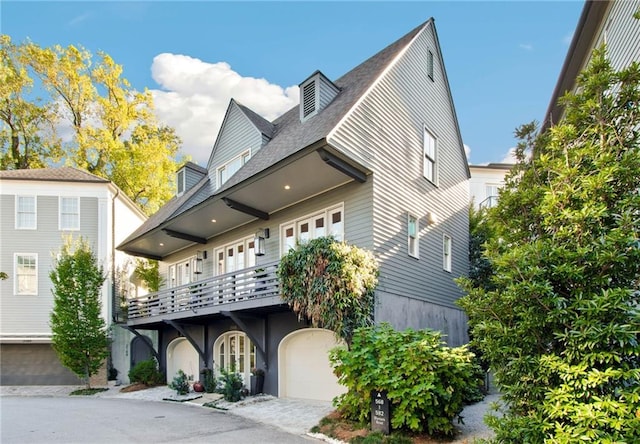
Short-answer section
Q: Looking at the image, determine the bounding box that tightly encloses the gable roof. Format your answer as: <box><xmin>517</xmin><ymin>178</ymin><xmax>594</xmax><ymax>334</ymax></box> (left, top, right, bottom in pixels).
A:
<box><xmin>541</xmin><ymin>0</ymin><xmax>611</xmax><ymax>132</ymax></box>
<box><xmin>119</xmin><ymin>18</ymin><xmax>465</xmax><ymax>256</ymax></box>
<box><xmin>215</xmin><ymin>19</ymin><xmax>428</xmax><ymax>194</ymax></box>
<box><xmin>0</xmin><ymin>166</ymin><xmax>109</xmax><ymax>183</ymax></box>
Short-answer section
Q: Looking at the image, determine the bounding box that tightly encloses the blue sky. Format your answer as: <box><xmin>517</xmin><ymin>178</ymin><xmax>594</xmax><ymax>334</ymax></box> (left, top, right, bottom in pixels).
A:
<box><xmin>2</xmin><ymin>1</ymin><xmax>585</xmax><ymax>166</ymax></box>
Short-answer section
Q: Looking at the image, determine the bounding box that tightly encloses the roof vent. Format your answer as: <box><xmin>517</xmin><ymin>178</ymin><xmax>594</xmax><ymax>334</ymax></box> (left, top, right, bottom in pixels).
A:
<box><xmin>299</xmin><ymin>70</ymin><xmax>340</xmax><ymax>122</ymax></box>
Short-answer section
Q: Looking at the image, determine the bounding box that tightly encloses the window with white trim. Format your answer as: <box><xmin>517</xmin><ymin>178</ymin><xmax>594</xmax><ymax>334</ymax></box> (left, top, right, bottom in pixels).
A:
<box><xmin>15</xmin><ymin>253</ymin><xmax>37</xmax><ymax>295</ymax></box>
<box><xmin>16</xmin><ymin>196</ymin><xmax>36</xmax><ymax>229</ymax></box>
<box><xmin>214</xmin><ymin>331</ymin><xmax>256</xmax><ymax>384</ymax></box>
<box><xmin>59</xmin><ymin>197</ymin><xmax>80</xmax><ymax>230</ymax></box>
<box><xmin>408</xmin><ymin>214</ymin><xmax>419</xmax><ymax>258</ymax></box>
<box><xmin>280</xmin><ymin>204</ymin><xmax>344</xmax><ymax>255</ymax></box>
<box><xmin>423</xmin><ymin>128</ymin><xmax>437</xmax><ymax>184</ymax></box>
<box><xmin>443</xmin><ymin>235</ymin><xmax>452</xmax><ymax>272</ymax></box>
<box><xmin>217</xmin><ymin>150</ymin><xmax>251</xmax><ymax>189</ymax></box>
<box><xmin>214</xmin><ymin>236</ymin><xmax>256</xmax><ymax>276</ymax></box>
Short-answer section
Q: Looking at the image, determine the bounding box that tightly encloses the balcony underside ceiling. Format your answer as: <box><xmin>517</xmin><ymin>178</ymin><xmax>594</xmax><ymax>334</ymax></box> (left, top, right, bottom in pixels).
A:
<box><xmin>121</xmin><ymin>145</ymin><xmax>370</xmax><ymax>259</ymax></box>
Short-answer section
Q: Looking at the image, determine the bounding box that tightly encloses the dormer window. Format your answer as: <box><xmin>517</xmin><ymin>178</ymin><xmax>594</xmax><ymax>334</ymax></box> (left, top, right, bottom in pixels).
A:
<box><xmin>217</xmin><ymin>150</ymin><xmax>251</xmax><ymax>189</ymax></box>
<box><xmin>299</xmin><ymin>71</ymin><xmax>340</xmax><ymax>122</ymax></box>
<box><xmin>177</xmin><ymin>169</ymin><xmax>185</xmax><ymax>196</ymax></box>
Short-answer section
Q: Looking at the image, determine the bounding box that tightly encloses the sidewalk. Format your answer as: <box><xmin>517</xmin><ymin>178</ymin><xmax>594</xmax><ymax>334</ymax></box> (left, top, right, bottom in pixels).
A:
<box><xmin>0</xmin><ymin>385</ymin><xmax>497</xmax><ymax>442</ymax></box>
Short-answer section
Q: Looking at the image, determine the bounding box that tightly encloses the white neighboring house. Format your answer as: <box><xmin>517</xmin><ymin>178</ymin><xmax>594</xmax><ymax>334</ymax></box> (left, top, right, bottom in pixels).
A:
<box><xmin>0</xmin><ymin>167</ymin><xmax>152</xmax><ymax>385</ymax></box>
<box><xmin>469</xmin><ymin>163</ymin><xmax>513</xmax><ymax>209</ymax></box>
<box><xmin>543</xmin><ymin>0</ymin><xmax>640</xmax><ymax>130</ymax></box>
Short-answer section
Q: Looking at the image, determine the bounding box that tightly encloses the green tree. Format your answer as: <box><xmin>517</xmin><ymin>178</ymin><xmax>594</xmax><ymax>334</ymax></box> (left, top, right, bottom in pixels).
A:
<box><xmin>1</xmin><ymin>35</ymin><xmax>185</xmax><ymax>214</ymax></box>
<box><xmin>457</xmin><ymin>46</ymin><xmax>640</xmax><ymax>442</ymax></box>
<box><xmin>134</xmin><ymin>258</ymin><xmax>163</xmax><ymax>292</ymax></box>
<box><xmin>277</xmin><ymin>236</ymin><xmax>378</xmax><ymax>346</ymax></box>
<box><xmin>0</xmin><ymin>35</ymin><xmax>62</xmax><ymax>169</ymax></box>
<box><xmin>50</xmin><ymin>237</ymin><xmax>109</xmax><ymax>388</ymax></box>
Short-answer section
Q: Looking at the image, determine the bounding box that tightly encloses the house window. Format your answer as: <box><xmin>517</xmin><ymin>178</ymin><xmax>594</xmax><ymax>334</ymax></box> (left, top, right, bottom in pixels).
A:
<box><xmin>59</xmin><ymin>197</ymin><xmax>80</xmax><ymax>230</ymax></box>
<box><xmin>427</xmin><ymin>50</ymin><xmax>434</xmax><ymax>81</ymax></box>
<box><xmin>214</xmin><ymin>236</ymin><xmax>256</xmax><ymax>275</ymax></box>
<box><xmin>16</xmin><ymin>196</ymin><xmax>36</xmax><ymax>229</ymax></box>
<box><xmin>177</xmin><ymin>169</ymin><xmax>185</xmax><ymax>195</ymax></box>
<box><xmin>15</xmin><ymin>253</ymin><xmax>37</xmax><ymax>295</ymax></box>
<box><xmin>280</xmin><ymin>204</ymin><xmax>344</xmax><ymax>255</ymax></box>
<box><xmin>443</xmin><ymin>235</ymin><xmax>452</xmax><ymax>272</ymax></box>
<box><xmin>423</xmin><ymin>128</ymin><xmax>437</xmax><ymax>184</ymax></box>
<box><xmin>408</xmin><ymin>214</ymin><xmax>419</xmax><ymax>258</ymax></box>
<box><xmin>217</xmin><ymin>150</ymin><xmax>251</xmax><ymax>189</ymax></box>
<box><xmin>214</xmin><ymin>331</ymin><xmax>256</xmax><ymax>383</ymax></box>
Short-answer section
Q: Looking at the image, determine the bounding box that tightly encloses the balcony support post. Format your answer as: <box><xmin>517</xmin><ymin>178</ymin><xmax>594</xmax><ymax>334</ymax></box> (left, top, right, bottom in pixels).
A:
<box><xmin>221</xmin><ymin>311</ymin><xmax>268</xmax><ymax>370</ymax></box>
<box><xmin>164</xmin><ymin>320</ymin><xmax>208</xmax><ymax>369</ymax></box>
<box><xmin>118</xmin><ymin>324</ymin><xmax>162</xmax><ymax>372</ymax></box>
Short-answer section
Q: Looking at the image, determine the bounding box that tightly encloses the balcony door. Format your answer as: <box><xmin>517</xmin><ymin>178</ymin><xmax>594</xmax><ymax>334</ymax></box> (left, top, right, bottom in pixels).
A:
<box><xmin>214</xmin><ymin>237</ymin><xmax>256</xmax><ymax>301</ymax></box>
<box><xmin>214</xmin><ymin>331</ymin><xmax>256</xmax><ymax>383</ymax></box>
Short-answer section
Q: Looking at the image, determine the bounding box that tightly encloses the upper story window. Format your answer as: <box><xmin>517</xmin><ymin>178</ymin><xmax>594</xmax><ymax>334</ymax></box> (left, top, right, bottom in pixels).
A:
<box><xmin>217</xmin><ymin>150</ymin><xmax>250</xmax><ymax>189</ymax></box>
<box><xmin>59</xmin><ymin>197</ymin><xmax>80</xmax><ymax>231</ymax></box>
<box><xmin>15</xmin><ymin>253</ymin><xmax>37</xmax><ymax>295</ymax></box>
<box><xmin>423</xmin><ymin>128</ymin><xmax>437</xmax><ymax>184</ymax></box>
<box><xmin>427</xmin><ymin>50</ymin><xmax>434</xmax><ymax>81</ymax></box>
<box><xmin>408</xmin><ymin>213</ymin><xmax>419</xmax><ymax>258</ymax></box>
<box><xmin>443</xmin><ymin>234</ymin><xmax>452</xmax><ymax>272</ymax></box>
<box><xmin>281</xmin><ymin>204</ymin><xmax>344</xmax><ymax>255</ymax></box>
<box><xmin>16</xmin><ymin>196</ymin><xmax>36</xmax><ymax>229</ymax></box>
<box><xmin>177</xmin><ymin>169</ymin><xmax>185</xmax><ymax>196</ymax></box>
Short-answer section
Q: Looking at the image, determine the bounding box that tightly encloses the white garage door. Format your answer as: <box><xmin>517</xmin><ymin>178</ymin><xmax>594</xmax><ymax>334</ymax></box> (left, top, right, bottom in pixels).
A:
<box><xmin>166</xmin><ymin>338</ymin><xmax>199</xmax><ymax>384</ymax></box>
<box><xmin>278</xmin><ymin>328</ymin><xmax>346</xmax><ymax>401</ymax></box>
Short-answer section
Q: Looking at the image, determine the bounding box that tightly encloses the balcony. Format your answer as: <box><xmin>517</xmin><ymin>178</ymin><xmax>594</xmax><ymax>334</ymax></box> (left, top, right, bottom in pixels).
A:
<box><xmin>479</xmin><ymin>195</ymin><xmax>499</xmax><ymax>209</ymax></box>
<box><xmin>127</xmin><ymin>261</ymin><xmax>282</xmax><ymax>326</ymax></box>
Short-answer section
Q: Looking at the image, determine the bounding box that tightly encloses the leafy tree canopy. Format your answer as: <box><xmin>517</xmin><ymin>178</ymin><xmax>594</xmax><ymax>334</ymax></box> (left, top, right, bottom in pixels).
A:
<box><xmin>50</xmin><ymin>236</ymin><xmax>109</xmax><ymax>388</ymax></box>
<box><xmin>458</xmin><ymin>46</ymin><xmax>640</xmax><ymax>442</ymax></box>
<box><xmin>1</xmin><ymin>35</ymin><xmax>186</xmax><ymax>215</ymax></box>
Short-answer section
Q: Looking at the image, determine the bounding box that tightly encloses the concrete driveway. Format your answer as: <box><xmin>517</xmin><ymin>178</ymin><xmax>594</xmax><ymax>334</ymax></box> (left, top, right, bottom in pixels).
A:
<box><xmin>0</xmin><ymin>395</ymin><xmax>321</xmax><ymax>444</ymax></box>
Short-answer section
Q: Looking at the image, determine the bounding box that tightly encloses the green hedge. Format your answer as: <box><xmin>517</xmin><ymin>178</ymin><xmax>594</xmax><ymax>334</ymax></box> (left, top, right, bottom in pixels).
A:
<box><xmin>128</xmin><ymin>358</ymin><xmax>164</xmax><ymax>386</ymax></box>
<box><xmin>330</xmin><ymin>324</ymin><xmax>484</xmax><ymax>437</ymax></box>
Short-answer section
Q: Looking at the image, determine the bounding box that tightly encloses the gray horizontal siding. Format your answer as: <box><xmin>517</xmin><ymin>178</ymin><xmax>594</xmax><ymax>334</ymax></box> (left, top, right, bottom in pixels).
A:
<box><xmin>208</xmin><ymin>102</ymin><xmax>264</xmax><ymax>186</ymax></box>
<box><xmin>159</xmin><ymin>179</ymin><xmax>374</xmax><ymax>285</ymax></box>
<box><xmin>598</xmin><ymin>0</ymin><xmax>640</xmax><ymax>73</ymax></box>
<box><xmin>1</xmin><ymin>195</ymin><xmax>100</xmax><ymax>335</ymax></box>
<box><xmin>329</xmin><ymin>22</ymin><xmax>469</xmax><ymax>310</ymax></box>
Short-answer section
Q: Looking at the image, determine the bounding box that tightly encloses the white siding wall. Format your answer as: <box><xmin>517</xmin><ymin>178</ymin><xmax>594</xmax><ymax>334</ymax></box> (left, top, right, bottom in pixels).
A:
<box><xmin>328</xmin><ymin>23</ymin><xmax>470</xmax><ymax>318</ymax></box>
<box><xmin>592</xmin><ymin>0</ymin><xmax>640</xmax><ymax>73</ymax></box>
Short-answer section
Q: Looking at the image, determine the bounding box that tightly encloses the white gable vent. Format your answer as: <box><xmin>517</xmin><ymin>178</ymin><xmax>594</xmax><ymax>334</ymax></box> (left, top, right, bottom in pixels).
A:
<box><xmin>299</xmin><ymin>71</ymin><xmax>340</xmax><ymax>122</ymax></box>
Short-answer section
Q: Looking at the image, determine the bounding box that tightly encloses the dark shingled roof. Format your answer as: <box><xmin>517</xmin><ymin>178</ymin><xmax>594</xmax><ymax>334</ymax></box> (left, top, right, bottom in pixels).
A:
<box><xmin>0</xmin><ymin>166</ymin><xmax>109</xmax><ymax>183</ymax></box>
<box><xmin>120</xmin><ymin>19</ymin><xmax>431</xmax><ymax>246</ymax></box>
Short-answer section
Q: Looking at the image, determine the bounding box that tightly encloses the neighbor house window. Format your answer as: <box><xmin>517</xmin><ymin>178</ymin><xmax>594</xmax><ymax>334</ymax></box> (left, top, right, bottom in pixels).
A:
<box><xmin>217</xmin><ymin>150</ymin><xmax>251</xmax><ymax>189</ymax></box>
<box><xmin>443</xmin><ymin>235</ymin><xmax>452</xmax><ymax>272</ymax></box>
<box><xmin>59</xmin><ymin>197</ymin><xmax>80</xmax><ymax>230</ymax></box>
<box><xmin>427</xmin><ymin>50</ymin><xmax>434</xmax><ymax>81</ymax></box>
<box><xmin>280</xmin><ymin>204</ymin><xmax>344</xmax><ymax>255</ymax></box>
<box><xmin>408</xmin><ymin>214</ymin><xmax>419</xmax><ymax>258</ymax></box>
<box><xmin>15</xmin><ymin>253</ymin><xmax>37</xmax><ymax>295</ymax></box>
<box><xmin>177</xmin><ymin>169</ymin><xmax>185</xmax><ymax>195</ymax></box>
<box><xmin>423</xmin><ymin>128</ymin><xmax>437</xmax><ymax>184</ymax></box>
<box><xmin>16</xmin><ymin>196</ymin><xmax>36</xmax><ymax>229</ymax></box>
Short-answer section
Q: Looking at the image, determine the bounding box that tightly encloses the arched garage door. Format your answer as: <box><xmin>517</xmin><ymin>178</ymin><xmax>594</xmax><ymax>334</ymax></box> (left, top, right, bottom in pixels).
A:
<box><xmin>166</xmin><ymin>338</ymin><xmax>199</xmax><ymax>384</ymax></box>
<box><xmin>278</xmin><ymin>328</ymin><xmax>346</xmax><ymax>401</ymax></box>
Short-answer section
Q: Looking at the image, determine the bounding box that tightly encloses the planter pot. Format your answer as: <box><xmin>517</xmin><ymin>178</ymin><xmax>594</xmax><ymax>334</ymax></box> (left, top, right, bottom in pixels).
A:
<box><xmin>251</xmin><ymin>375</ymin><xmax>265</xmax><ymax>395</ymax></box>
<box><xmin>193</xmin><ymin>381</ymin><xmax>205</xmax><ymax>392</ymax></box>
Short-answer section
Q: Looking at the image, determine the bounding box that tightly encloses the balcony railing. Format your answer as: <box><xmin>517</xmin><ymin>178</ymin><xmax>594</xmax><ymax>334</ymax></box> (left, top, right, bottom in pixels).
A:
<box><xmin>479</xmin><ymin>195</ymin><xmax>499</xmax><ymax>209</ymax></box>
<box><xmin>127</xmin><ymin>261</ymin><xmax>280</xmax><ymax>320</ymax></box>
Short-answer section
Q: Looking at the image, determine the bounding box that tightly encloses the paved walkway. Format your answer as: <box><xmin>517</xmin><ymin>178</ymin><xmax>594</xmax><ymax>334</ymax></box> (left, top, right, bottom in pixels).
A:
<box><xmin>0</xmin><ymin>385</ymin><xmax>497</xmax><ymax>442</ymax></box>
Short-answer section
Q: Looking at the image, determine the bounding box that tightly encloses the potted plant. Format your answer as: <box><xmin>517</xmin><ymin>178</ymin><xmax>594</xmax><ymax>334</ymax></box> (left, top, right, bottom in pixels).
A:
<box><xmin>192</xmin><ymin>380</ymin><xmax>205</xmax><ymax>392</ymax></box>
<box><xmin>250</xmin><ymin>367</ymin><xmax>265</xmax><ymax>395</ymax></box>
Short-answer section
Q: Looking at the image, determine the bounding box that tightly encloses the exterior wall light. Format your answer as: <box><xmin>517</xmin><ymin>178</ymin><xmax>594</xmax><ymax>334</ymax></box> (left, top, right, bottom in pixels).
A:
<box><xmin>255</xmin><ymin>228</ymin><xmax>270</xmax><ymax>256</ymax></box>
<box><xmin>194</xmin><ymin>250</ymin><xmax>206</xmax><ymax>274</ymax></box>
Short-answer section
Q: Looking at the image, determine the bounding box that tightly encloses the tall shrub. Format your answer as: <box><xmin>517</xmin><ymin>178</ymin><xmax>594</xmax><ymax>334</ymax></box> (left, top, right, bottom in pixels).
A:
<box><xmin>330</xmin><ymin>324</ymin><xmax>483</xmax><ymax>437</ymax></box>
<box><xmin>458</xmin><ymin>46</ymin><xmax>640</xmax><ymax>442</ymax></box>
<box><xmin>50</xmin><ymin>237</ymin><xmax>109</xmax><ymax>388</ymax></box>
<box><xmin>278</xmin><ymin>236</ymin><xmax>378</xmax><ymax>345</ymax></box>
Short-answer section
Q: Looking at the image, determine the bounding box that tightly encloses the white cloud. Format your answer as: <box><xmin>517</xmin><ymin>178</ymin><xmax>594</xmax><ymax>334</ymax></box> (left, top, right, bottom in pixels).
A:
<box><xmin>519</xmin><ymin>43</ymin><xmax>533</xmax><ymax>51</ymax></box>
<box><xmin>149</xmin><ymin>53</ymin><xmax>299</xmax><ymax>166</ymax></box>
<box><xmin>463</xmin><ymin>143</ymin><xmax>471</xmax><ymax>160</ymax></box>
<box><xmin>501</xmin><ymin>147</ymin><xmax>520</xmax><ymax>164</ymax></box>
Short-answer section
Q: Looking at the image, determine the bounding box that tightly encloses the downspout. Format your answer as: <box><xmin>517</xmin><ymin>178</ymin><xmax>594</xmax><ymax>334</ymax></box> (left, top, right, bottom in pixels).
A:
<box><xmin>111</xmin><ymin>187</ymin><xmax>119</xmax><ymax>324</ymax></box>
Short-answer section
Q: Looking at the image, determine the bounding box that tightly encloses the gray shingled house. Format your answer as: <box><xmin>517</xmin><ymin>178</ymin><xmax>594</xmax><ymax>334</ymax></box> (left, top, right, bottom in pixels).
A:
<box><xmin>117</xmin><ymin>18</ymin><xmax>470</xmax><ymax>401</ymax></box>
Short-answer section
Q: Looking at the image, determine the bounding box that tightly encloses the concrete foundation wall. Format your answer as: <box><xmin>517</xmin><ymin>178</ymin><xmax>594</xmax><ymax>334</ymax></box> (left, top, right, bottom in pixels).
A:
<box><xmin>375</xmin><ymin>291</ymin><xmax>469</xmax><ymax>346</ymax></box>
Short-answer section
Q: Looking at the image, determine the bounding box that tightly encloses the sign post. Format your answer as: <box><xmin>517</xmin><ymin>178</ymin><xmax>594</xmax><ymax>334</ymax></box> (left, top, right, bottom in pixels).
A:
<box><xmin>371</xmin><ymin>390</ymin><xmax>390</xmax><ymax>435</ymax></box>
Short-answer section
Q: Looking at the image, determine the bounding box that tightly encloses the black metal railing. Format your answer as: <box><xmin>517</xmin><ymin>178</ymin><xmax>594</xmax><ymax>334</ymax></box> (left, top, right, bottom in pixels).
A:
<box><xmin>127</xmin><ymin>261</ymin><xmax>280</xmax><ymax>320</ymax></box>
